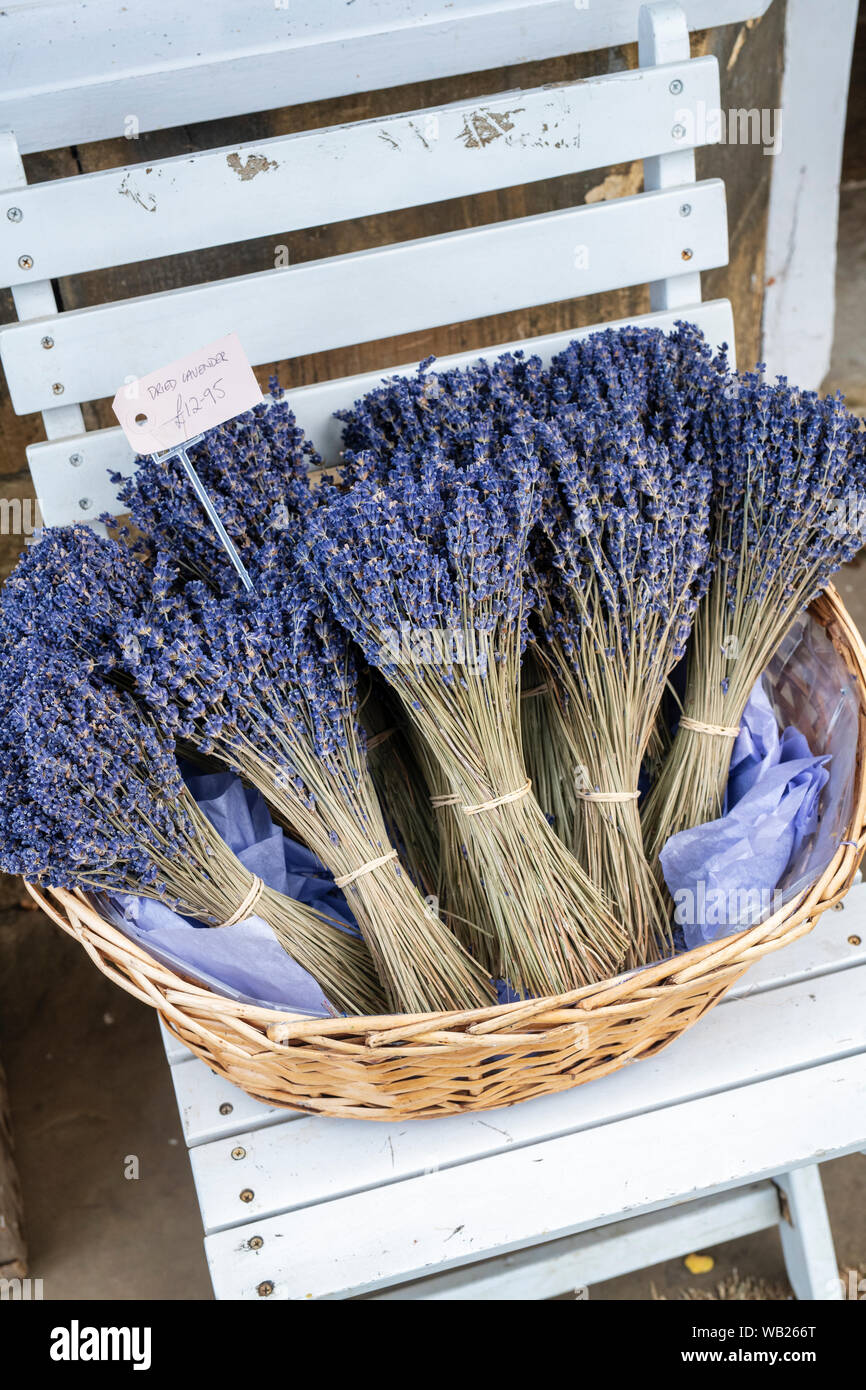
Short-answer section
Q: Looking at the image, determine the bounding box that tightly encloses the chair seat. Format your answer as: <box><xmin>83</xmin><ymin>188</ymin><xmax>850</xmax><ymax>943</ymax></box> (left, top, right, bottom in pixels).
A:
<box><xmin>160</xmin><ymin>882</ymin><xmax>866</xmax><ymax>1299</ymax></box>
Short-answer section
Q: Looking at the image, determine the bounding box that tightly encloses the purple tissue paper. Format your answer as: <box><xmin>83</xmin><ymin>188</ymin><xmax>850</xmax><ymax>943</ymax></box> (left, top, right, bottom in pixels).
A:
<box><xmin>103</xmin><ymin>768</ymin><xmax>359</xmax><ymax>1016</ymax></box>
<box><xmin>661</xmin><ymin>679</ymin><xmax>830</xmax><ymax>950</ymax></box>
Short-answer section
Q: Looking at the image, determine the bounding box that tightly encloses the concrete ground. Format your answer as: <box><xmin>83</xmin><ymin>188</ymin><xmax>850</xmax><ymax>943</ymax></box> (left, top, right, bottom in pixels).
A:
<box><xmin>2</xmin><ymin>59</ymin><xmax>866</xmax><ymax>1309</ymax></box>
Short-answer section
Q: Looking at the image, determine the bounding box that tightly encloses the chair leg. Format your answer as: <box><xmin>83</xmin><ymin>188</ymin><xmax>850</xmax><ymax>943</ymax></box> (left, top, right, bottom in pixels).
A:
<box><xmin>775</xmin><ymin>1166</ymin><xmax>843</xmax><ymax>1300</ymax></box>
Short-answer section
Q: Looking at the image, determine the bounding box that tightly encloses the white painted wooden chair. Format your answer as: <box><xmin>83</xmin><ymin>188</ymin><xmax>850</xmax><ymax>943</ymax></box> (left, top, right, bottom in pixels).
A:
<box><xmin>2</xmin><ymin>0</ymin><xmax>864</xmax><ymax>1300</ymax></box>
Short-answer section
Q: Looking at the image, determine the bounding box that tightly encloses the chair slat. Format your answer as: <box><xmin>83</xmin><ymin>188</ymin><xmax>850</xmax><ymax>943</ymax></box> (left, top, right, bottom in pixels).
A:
<box><xmin>367</xmin><ymin>1184</ymin><xmax>781</xmax><ymax>1300</ymax></box>
<box><xmin>201</xmin><ymin>1051</ymin><xmax>866</xmax><ymax>1296</ymax></box>
<box><xmin>0</xmin><ymin>58</ymin><xmax>721</xmax><ymax>289</ymax></box>
<box><xmin>28</xmin><ymin>300</ymin><xmax>735</xmax><ymax>529</ymax></box>
<box><xmin>0</xmin><ymin>0</ymin><xmax>771</xmax><ymax>154</ymax></box>
<box><xmin>187</xmin><ymin>948</ymin><xmax>866</xmax><ymax>1236</ymax></box>
<box><xmin>2</xmin><ymin>182</ymin><xmax>728</xmax><ymax>416</ymax></box>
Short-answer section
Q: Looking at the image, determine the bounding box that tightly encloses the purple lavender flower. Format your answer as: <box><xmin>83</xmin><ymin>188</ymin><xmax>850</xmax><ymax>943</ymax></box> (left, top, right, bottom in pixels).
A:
<box><xmin>1</xmin><ymin>525</ymin><xmax>150</xmax><ymax>672</ymax></box>
<box><xmin>535</xmin><ymin>397</ymin><xmax>713</xmax><ymax>672</ymax></box>
<box><xmin>301</xmin><ymin>430</ymin><xmax>543</xmax><ymax>680</ymax></box>
<box><xmin>337</xmin><ymin>353</ymin><xmax>548</xmax><ymax>487</ymax></box>
<box><xmin>110</xmin><ymin>380</ymin><xmax>316</xmax><ymax>587</ymax></box>
<box><xmin>703</xmin><ymin>369</ymin><xmax>866</xmax><ymax>610</ymax></box>
<box><xmin>0</xmin><ymin>642</ymin><xmax>199</xmax><ymax>896</ymax></box>
<box><xmin>546</xmin><ymin>321</ymin><xmax>727</xmax><ymax>438</ymax></box>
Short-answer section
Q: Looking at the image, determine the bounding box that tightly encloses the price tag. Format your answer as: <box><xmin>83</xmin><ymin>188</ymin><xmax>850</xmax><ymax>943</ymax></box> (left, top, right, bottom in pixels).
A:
<box><xmin>111</xmin><ymin>332</ymin><xmax>263</xmax><ymax>454</ymax></box>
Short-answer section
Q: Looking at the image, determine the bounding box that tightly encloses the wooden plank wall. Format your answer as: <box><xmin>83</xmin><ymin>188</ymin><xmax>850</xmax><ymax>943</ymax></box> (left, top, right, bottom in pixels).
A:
<box><xmin>0</xmin><ymin>9</ymin><xmax>785</xmax><ymax>592</ymax></box>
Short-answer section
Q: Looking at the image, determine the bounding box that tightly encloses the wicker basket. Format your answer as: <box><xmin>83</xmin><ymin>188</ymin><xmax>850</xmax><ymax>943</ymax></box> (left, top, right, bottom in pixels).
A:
<box><xmin>25</xmin><ymin>586</ymin><xmax>866</xmax><ymax>1121</ymax></box>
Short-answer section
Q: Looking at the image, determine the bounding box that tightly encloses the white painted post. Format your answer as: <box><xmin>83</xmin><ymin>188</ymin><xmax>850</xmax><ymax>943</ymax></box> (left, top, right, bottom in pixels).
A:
<box><xmin>761</xmin><ymin>0</ymin><xmax>859</xmax><ymax>388</ymax></box>
<box><xmin>638</xmin><ymin>2</ymin><xmax>704</xmax><ymax>310</ymax></box>
<box><xmin>0</xmin><ymin>132</ymin><xmax>86</xmax><ymax>443</ymax></box>
<box><xmin>775</xmin><ymin>1165</ymin><xmax>844</xmax><ymax>1300</ymax></box>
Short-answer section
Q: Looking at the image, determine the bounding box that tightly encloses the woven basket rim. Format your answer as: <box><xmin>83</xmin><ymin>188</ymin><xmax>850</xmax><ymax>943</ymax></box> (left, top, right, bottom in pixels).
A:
<box><xmin>23</xmin><ymin>583</ymin><xmax>866</xmax><ymax>1053</ymax></box>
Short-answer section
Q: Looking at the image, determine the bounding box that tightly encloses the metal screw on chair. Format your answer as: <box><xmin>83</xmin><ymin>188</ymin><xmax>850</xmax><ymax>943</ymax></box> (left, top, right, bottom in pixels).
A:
<box><xmin>240</xmin><ymin>1188</ymin><xmax>254</xmax><ymax>1203</ymax></box>
<box><xmin>219</xmin><ymin>1101</ymin><xmax>233</xmax><ymax>1115</ymax></box>
<box><xmin>257</xmin><ymin>1281</ymin><xmax>274</xmax><ymax>1297</ymax></box>
<box><xmin>671</xmin><ymin>123</ymin><xmax>686</xmax><ymax>140</ymax></box>
<box><xmin>7</xmin><ymin>207</ymin><xmax>22</xmax><ymax>222</ymax></box>
<box><xmin>17</xmin><ymin>253</ymin><xmax>33</xmax><ymax>270</ymax></box>
<box><xmin>680</xmin><ymin>203</ymin><xmax>692</xmax><ymax>217</ymax></box>
<box><xmin>681</xmin><ymin>248</ymin><xmax>694</xmax><ymax>261</ymax></box>
<box><xmin>68</xmin><ymin>452</ymin><xmax>83</xmax><ymax>467</ymax></box>
<box><xmin>52</xmin><ymin>381</ymin><xmax>65</xmax><ymax>395</ymax></box>
<box><xmin>849</xmin><ymin>935</ymin><xmax>862</xmax><ymax>946</ymax></box>
<box><xmin>248</xmin><ymin>1235</ymin><xmax>264</xmax><ymax>1250</ymax></box>
<box><xmin>231</xmin><ymin>1145</ymin><xmax>246</xmax><ymax>1160</ymax></box>
<box><xmin>41</xmin><ymin>336</ymin><xmax>54</xmax><ymax>349</ymax></box>
<box><xmin>669</xmin><ymin>78</ymin><xmax>684</xmax><ymax>95</ymax></box>
<box><xmin>78</xmin><ymin>497</ymin><xmax>92</xmax><ymax>511</ymax></box>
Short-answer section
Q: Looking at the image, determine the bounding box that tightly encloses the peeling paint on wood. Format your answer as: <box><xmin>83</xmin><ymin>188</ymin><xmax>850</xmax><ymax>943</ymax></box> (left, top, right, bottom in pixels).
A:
<box><xmin>456</xmin><ymin>106</ymin><xmax>525</xmax><ymax>148</ymax></box>
<box><xmin>118</xmin><ymin>172</ymin><xmax>157</xmax><ymax>212</ymax></box>
<box><xmin>226</xmin><ymin>152</ymin><xmax>278</xmax><ymax>180</ymax></box>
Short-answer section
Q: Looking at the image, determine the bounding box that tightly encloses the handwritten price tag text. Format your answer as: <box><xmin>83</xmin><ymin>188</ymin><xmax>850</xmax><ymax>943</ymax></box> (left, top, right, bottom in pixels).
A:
<box><xmin>111</xmin><ymin>333</ymin><xmax>263</xmax><ymax>454</ymax></box>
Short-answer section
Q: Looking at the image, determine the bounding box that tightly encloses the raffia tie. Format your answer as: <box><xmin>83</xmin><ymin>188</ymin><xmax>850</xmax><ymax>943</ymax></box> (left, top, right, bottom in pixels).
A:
<box><xmin>217</xmin><ymin>875</ymin><xmax>265</xmax><ymax>928</ymax></box>
<box><xmin>576</xmin><ymin>789</ymin><xmax>641</xmax><ymax>803</ymax></box>
<box><xmin>463</xmin><ymin>780</ymin><xmax>532</xmax><ymax>816</ymax></box>
<box><xmin>679</xmin><ymin>715</ymin><xmax>741</xmax><ymax>739</ymax></box>
<box><xmin>334</xmin><ymin>849</ymin><xmax>399</xmax><ymax>890</ymax></box>
<box><xmin>430</xmin><ymin>792</ymin><xmax>461</xmax><ymax>809</ymax></box>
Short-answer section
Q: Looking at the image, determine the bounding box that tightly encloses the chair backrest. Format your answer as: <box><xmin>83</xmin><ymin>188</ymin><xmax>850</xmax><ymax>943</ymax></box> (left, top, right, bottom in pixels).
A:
<box><xmin>0</xmin><ymin>0</ymin><xmax>762</xmax><ymax>527</ymax></box>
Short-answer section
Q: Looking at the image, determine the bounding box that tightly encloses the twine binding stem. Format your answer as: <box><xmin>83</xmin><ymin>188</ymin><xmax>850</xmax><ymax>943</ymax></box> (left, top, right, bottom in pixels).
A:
<box><xmin>463</xmin><ymin>780</ymin><xmax>532</xmax><ymax>816</ymax></box>
<box><xmin>217</xmin><ymin>875</ymin><xmax>265</xmax><ymax>928</ymax></box>
<box><xmin>430</xmin><ymin>793</ymin><xmax>461</xmax><ymax>808</ymax></box>
<box><xmin>678</xmin><ymin>716</ymin><xmax>741</xmax><ymax>738</ymax></box>
<box><xmin>576</xmin><ymin>789</ymin><xmax>641</xmax><ymax>803</ymax></box>
<box><xmin>334</xmin><ymin>849</ymin><xmax>399</xmax><ymax>890</ymax></box>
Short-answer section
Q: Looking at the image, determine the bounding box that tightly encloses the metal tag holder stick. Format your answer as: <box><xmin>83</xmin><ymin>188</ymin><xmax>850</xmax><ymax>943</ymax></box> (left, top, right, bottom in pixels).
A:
<box><xmin>153</xmin><ymin>433</ymin><xmax>255</xmax><ymax>592</ymax></box>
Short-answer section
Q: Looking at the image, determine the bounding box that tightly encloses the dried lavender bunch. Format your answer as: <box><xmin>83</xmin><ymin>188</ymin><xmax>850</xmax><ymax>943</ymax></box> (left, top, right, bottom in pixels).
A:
<box><xmin>0</xmin><ymin>644</ymin><xmax>382</xmax><ymax>1016</ymax></box>
<box><xmin>532</xmin><ymin>398</ymin><xmax>713</xmax><ymax>964</ymax></box>
<box><xmin>300</xmin><ymin>432</ymin><xmax>628</xmax><ymax>997</ymax></box>
<box><xmin>337</xmin><ymin>356</ymin><xmax>554</xmax><ymax>963</ymax></box>
<box><xmin>109</xmin><ymin>380</ymin><xmax>315</xmax><ymax>585</ymax></box>
<box><xmin>542</xmin><ymin>322</ymin><xmax>727</xmax><ymax>845</ymax></box>
<box><xmin>643</xmin><ymin>369</ymin><xmax>866</xmax><ymax>862</ymax></box>
<box><xmin>115</xmin><ymin>546</ymin><xmax>492</xmax><ymax>1015</ymax></box>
